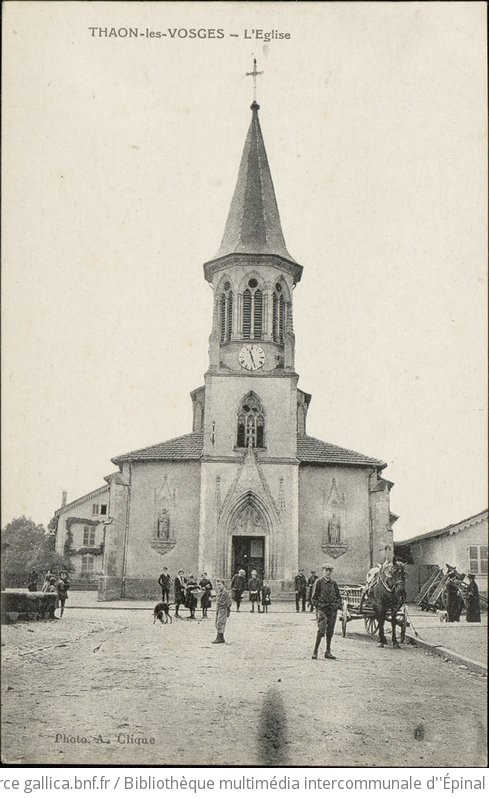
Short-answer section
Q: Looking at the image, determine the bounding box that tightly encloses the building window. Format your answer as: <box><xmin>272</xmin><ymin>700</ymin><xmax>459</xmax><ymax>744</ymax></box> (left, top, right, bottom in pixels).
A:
<box><xmin>100</xmin><ymin>504</ymin><xmax>107</xmax><ymax>516</ymax></box>
<box><xmin>272</xmin><ymin>283</ymin><xmax>286</xmax><ymax>343</ymax></box>
<box><xmin>237</xmin><ymin>393</ymin><xmax>265</xmax><ymax>448</ymax></box>
<box><xmin>468</xmin><ymin>545</ymin><xmax>488</xmax><ymax>575</ymax></box>
<box><xmin>220</xmin><ymin>284</ymin><xmax>233</xmax><ymax>343</ymax></box>
<box><xmin>242</xmin><ymin>279</ymin><xmax>263</xmax><ymax>340</ymax></box>
<box><xmin>81</xmin><ymin>554</ymin><xmax>94</xmax><ymax>576</ymax></box>
<box><xmin>92</xmin><ymin>504</ymin><xmax>99</xmax><ymax>515</ymax></box>
<box><xmin>83</xmin><ymin>526</ymin><xmax>96</xmax><ymax>547</ymax></box>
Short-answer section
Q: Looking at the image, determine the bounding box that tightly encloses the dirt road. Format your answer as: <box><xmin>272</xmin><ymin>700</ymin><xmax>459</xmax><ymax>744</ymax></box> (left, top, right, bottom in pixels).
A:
<box><xmin>1</xmin><ymin>604</ymin><xmax>486</xmax><ymax>766</ymax></box>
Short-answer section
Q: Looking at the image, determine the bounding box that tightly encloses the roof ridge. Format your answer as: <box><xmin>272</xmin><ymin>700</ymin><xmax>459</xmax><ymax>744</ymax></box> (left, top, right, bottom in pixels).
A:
<box><xmin>400</xmin><ymin>509</ymin><xmax>488</xmax><ymax>544</ymax></box>
<box><xmin>55</xmin><ymin>484</ymin><xmax>109</xmax><ymax>516</ymax></box>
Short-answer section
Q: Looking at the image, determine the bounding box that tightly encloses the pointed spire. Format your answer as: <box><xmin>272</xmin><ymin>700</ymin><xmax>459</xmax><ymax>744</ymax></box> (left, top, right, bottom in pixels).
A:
<box><xmin>213</xmin><ymin>101</ymin><xmax>297</xmax><ymax>264</ymax></box>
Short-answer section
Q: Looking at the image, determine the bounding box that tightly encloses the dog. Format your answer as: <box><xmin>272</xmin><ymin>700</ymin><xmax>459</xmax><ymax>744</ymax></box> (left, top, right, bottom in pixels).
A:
<box><xmin>436</xmin><ymin>609</ymin><xmax>448</xmax><ymax>623</ymax></box>
<box><xmin>153</xmin><ymin>601</ymin><xmax>172</xmax><ymax>624</ymax></box>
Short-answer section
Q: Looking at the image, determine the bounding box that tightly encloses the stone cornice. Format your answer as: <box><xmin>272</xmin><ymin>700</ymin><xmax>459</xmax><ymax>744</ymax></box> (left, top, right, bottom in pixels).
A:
<box><xmin>203</xmin><ymin>253</ymin><xmax>303</xmax><ymax>285</ymax></box>
<box><xmin>204</xmin><ymin>369</ymin><xmax>299</xmax><ymax>381</ymax></box>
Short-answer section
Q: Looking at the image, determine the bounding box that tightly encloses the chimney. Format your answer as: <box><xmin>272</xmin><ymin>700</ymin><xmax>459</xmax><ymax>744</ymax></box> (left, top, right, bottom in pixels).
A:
<box><xmin>61</xmin><ymin>490</ymin><xmax>67</xmax><ymax>507</ymax></box>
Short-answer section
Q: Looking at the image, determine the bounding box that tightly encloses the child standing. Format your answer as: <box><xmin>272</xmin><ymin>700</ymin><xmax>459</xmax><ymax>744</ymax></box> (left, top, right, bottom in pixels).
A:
<box><xmin>261</xmin><ymin>581</ymin><xmax>271</xmax><ymax>613</ymax></box>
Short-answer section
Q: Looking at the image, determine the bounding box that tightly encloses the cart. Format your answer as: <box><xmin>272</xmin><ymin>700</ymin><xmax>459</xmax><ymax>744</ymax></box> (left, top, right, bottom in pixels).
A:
<box><xmin>416</xmin><ymin>566</ymin><xmax>466</xmax><ymax>613</ymax></box>
<box><xmin>338</xmin><ymin>583</ymin><xmax>409</xmax><ymax>642</ymax></box>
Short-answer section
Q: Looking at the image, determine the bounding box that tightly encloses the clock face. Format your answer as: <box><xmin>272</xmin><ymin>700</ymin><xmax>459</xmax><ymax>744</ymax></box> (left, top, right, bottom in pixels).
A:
<box><xmin>238</xmin><ymin>344</ymin><xmax>265</xmax><ymax>371</ymax></box>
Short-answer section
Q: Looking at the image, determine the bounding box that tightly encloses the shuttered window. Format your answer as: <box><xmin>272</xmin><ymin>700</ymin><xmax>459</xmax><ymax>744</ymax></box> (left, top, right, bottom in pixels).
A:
<box><xmin>273</xmin><ymin>285</ymin><xmax>285</xmax><ymax>343</ymax></box>
<box><xmin>220</xmin><ymin>288</ymin><xmax>233</xmax><ymax>342</ymax></box>
<box><xmin>242</xmin><ymin>280</ymin><xmax>263</xmax><ymax>340</ymax></box>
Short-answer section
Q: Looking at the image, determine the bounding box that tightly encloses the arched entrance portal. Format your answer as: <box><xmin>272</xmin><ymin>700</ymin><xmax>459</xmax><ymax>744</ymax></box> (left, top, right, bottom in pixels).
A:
<box><xmin>228</xmin><ymin>496</ymin><xmax>270</xmax><ymax>580</ymax></box>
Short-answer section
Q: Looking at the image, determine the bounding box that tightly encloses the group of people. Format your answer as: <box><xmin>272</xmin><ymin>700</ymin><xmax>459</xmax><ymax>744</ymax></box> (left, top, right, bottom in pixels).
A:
<box><xmin>156</xmin><ymin>562</ymin><xmax>341</xmax><ymax>658</ymax></box>
<box><xmin>229</xmin><ymin>569</ymin><xmax>271</xmax><ymax>613</ymax></box>
<box><xmin>294</xmin><ymin>568</ymin><xmax>320</xmax><ymax>613</ymax></box>
<box><xmin>26</xmin><ymin>568</ymin><xmax>70</xmax><ymax>618</ymax></box>
<box><xmin>157</xmin><ymin>567</ymin><xmax>233</xmax><ymax>643</ymax></box>
<box><xmin>158</xmin><ymin>567</ymin><xmax>215</xmax><ymax>620</ymax></box>
<box><xmin>445</xmin><ymin>570</ymin><xmax>481</xmax><ymax>623</ymax></box>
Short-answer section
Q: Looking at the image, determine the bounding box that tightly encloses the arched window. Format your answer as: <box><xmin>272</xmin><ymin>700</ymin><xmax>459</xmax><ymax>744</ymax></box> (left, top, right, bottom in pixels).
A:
<box><xmin>242</xmin><ymin>279</ymin><xmax>263</xmax><ymax>340</ymax></box>
<box><xmin>220</xmin><ymin>282</ymin><xmax>233</xmax><ymax>343</ymax></box>
<box><xmin>237</xmin><ymin>394</ymin><xmax>265</xmax><ymax>448</ymax></box>
<box><xmin>272</xmin><ymin>283</ymin><xmax>286</xmax><ymax>343</ymax></box>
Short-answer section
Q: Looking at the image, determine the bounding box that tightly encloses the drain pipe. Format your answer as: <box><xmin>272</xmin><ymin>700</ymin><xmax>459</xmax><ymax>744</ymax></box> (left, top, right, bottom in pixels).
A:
<box><xmin>121</xmin><ymin>461</ymin><xmax>132</xmax><ymax>599</ymax></box>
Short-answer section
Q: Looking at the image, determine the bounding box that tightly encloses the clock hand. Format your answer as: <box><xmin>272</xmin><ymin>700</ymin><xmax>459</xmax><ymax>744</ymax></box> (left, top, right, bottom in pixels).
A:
<box><xmin>249</xmin><ymin>350</ymin><xmax>256</xmax><ymax>367</ymax></box>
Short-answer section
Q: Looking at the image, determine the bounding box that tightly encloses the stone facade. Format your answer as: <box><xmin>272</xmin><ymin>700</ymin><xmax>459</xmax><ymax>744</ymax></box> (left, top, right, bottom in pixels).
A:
<box><xmin>54</xmin><ymin>96</ymin><xmax>396</xmax><ymax>599</ymax></box>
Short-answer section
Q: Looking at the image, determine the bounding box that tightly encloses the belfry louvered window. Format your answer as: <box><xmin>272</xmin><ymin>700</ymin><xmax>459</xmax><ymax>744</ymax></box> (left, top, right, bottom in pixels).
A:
<box><xmin>220</xmin><ymin>282</ymin><xmax>233</xmax><ymax>343</ymax></box>
<box><xmin>272</xmin><ymin>284</ymin><xmax>286</xmax><ymax>343</ymax></box>
<box><xmin>237</xmin><ymin>393</ymin><xmax>265</xmax><ymax>448</ymax></box>
<box><xmin>242</xmin><ymin>279</ymin><xmax>263</xmax><ymax>339</ymax></box>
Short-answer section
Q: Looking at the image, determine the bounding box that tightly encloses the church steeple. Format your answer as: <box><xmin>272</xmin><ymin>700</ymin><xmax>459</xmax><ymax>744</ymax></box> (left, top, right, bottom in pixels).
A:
<box><xmin>212</xmin><ymin>100</ymin><xmax>297</xmax><ymax>265</ymax></box>
<box><xmin>204</xmin><ymin>75</ymin><xmax>303</xmax><ymax>375</ymax></box>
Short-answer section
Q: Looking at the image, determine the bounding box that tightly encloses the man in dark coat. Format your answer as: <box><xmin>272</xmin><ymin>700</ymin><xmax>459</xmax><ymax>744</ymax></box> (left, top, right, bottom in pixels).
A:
<box><xmin>158</xmin><ymin>567</ymin><xmax>172</xmax><ymax>602</ymax></box>
<box><xmin>248</xmin><ymin>570</ymin><xmax>262</xmax><ymax>613</ymax></box>
<box><xmin>465</xmin><ymin>573</ymin><xmax>481</xmax><ymax>622</ymax></box>
<box><xmin>294</xmin><ymin>569</ymin><xmax>308</xmax><ymax>612</ymax></box>
<box><xmin>311</xmin><ymin>563</ymin><xmax>342</xmax><ymax>659</ymax></box>
<box><xmin>230</xmin><ymin>569</ymin><xmax>246</xmax><ymax>612</ymax></box>
<box><xmin>307</xmin><ymin>570</ymin><xmax>318</xmax><ymax>612</ymax></box>
<box><xmin>446</xmin><ymin>572</ymin><xmax>463</xmax><ymax>622</ymax></box>
<box><xmin>174</xmin><ymin>570</ymin><xmax>186</xmax><ymax>618</ymax></box>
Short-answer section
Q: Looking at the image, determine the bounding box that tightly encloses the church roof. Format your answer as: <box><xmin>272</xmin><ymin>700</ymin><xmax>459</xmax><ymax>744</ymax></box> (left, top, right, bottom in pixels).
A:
<box><xmin>112</xmin><ymin>431</ymin><xmax>205</xmax><ymax>464</ymax></box>
<box><xmin>296</xmin><ymin>434</ymin><xmax>387</xmax><ymax>469</ymax></box>
<box><xmin>211</xmin><ymin>102</ymin><xmax>298</xmax><ymax>265</ymax></box>
<box><xmin>112</xmin><ymin>430</ymin><xmax>385</xmax><ymax>469</ymax></box>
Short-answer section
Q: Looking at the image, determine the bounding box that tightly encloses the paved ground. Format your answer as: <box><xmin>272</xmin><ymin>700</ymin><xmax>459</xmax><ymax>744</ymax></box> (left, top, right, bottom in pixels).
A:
<box><xmin>404</xmin><ymin>606</ymin><xmax>487</xmax><ymax>665</ymax></box>
<box><xmin>1</xmin><ymin>597</ymin><xmax>487</xmax><ymax>767</ymax></box>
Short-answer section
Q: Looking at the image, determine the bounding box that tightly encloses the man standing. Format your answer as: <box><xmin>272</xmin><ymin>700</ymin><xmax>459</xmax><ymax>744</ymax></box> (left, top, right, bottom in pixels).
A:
<box><xmin>212</xmin><ymin>579</ymin><xmax>232</xmax><ymax>643</ymax></box>
<box><xmin>307</xmin><ymin>570</ymin><xmax>318</xmax><ymax>612</ymax></box>
<box><xmin>294</xmin><ymin>568</ymin><xmax>308</xmax><ymax>612</ymax></box>
<box><xmin>446</xmin><ymin>571</ymin><xmax>463</xmax><ymax>622</ymax></box>
<box><xmin>158</xmin><ymin>566</ymin><xmax>172</xmax><ymax>602</ymax></box>
<box><xmin>465</xmin><ymin>573</ymin><xmax>481</xmax><ymax>622</ymax></box>
<box><xmin>230</xmin><ymin>568</ymin><xmax>246</xmax><ymax>612</ymax></box>
<box><xmin>311</xmin><ymin>563</ymin><xmax>342</xmax><ymax>660</ymax></box>
<box><xmin>174</xmin><ymin>569</ymin><xmax>186</xmax><ymax>618</ymax></box>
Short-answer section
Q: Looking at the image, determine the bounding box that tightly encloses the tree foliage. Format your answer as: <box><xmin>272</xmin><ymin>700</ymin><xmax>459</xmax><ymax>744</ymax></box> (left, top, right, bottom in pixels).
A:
<box><xmin>1</xmin><ymin>516</ymin><xmax>73</xmax><ymax>586</ymax></box>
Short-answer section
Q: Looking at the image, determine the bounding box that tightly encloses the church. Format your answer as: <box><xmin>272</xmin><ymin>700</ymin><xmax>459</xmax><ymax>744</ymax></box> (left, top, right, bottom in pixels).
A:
<box><xmin>54</xmin><ymin>82</ymin><xmax>396</xmax><ymax>600</ymax></box>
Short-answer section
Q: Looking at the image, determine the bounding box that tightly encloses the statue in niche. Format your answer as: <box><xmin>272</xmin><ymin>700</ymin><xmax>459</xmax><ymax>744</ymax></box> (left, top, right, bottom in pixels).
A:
<box><xmin>328</xmin><ymin>513</ymin><xmax>341</xmax><ymax>544</ymax></box>
<box><xmin>157</xmin><ymin>508</ymin><xmax>171</xmax><ymax>540</ymax></box>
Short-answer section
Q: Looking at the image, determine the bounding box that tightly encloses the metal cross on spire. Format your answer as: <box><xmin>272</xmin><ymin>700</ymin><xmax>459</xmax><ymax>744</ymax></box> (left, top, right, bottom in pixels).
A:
<box><xmin>246</xmin><ymin>57</ymin><xmax>263</xmax><ymax>103</ymax></box>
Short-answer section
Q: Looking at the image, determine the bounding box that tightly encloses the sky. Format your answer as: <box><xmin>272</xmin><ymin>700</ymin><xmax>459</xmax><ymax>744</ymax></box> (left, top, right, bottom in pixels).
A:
<box><xmin>2</xmin><ymin>2</ymin><xmax>487</xmax><ymax>540</ymax></box>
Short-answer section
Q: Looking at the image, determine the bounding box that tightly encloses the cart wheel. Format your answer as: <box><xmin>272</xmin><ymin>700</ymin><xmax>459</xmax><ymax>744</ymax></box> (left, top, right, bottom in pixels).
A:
<box><xmin>399</xmin><ymin>606</ymin><xmax>408</xmax><ymax>643</ymax></box>
<box><xmin>341</xmin><ymin>600</ymin><xmax>348</xmax><ymax>638</ymax></box>
<box><xmin>364</xmin><ymin>615</ymin><xmax>378</xmax><ymax>636</ymax></box>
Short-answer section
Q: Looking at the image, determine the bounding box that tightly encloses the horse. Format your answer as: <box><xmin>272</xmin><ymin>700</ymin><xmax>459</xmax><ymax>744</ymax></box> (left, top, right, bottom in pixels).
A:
<box><xmin>372</xmin><ymin>560</ymin><xmax>406</xmax><ymax>648</ymax></box>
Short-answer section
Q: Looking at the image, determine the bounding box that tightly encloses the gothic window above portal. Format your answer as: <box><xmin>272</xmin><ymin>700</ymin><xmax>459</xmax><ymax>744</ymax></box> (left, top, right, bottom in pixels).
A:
<box><xmin>237</xmin><ymin>393</ymin><xmax>265</xmax><ymax>448</ymax></box>
<box><xmin>242</xmin><ymin>279</ymin><xmax>263</xmax><ymax>340</ymax></box>
<box><xmin>220</xmin><ymin>282</ymin><xmax>233</xmax><ymax>343</ymax></box>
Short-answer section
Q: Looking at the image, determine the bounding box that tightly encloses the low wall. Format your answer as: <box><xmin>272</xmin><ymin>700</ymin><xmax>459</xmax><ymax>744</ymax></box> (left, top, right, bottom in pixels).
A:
<box><xmin>0</xmin><ymin>591</ymin><xmax>58</xmax><ymax>623</ymax></box>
